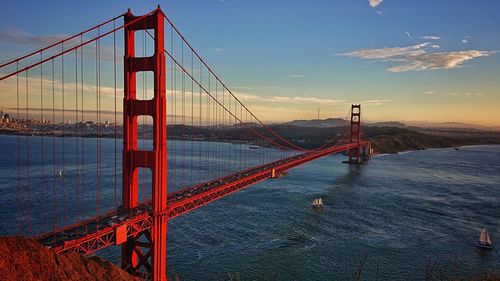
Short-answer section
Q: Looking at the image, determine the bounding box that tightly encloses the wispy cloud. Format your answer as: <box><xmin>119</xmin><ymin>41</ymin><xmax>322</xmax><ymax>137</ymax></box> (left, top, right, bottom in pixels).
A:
<box><xmin>215</xmin><ymin>47</ymin><xmax>224</xmax><ymax>52</ymax></box>
<box><xmin>361</xmin><ymin>99</ymin><xmax>389</xmax><ymax>106</ymax></box>
<box><xmin>0</xmin><ymin>26</ymin><xmax>67</xmax><ymax>46</ymax></box>
<box><xmin>405</xmin><ymin>31</ymin><xmax>412</xmax><ymax>40</ymax></box>
<box><xmin>236</xmin><ymin>93</ymin><xmax>345</xmax><ymax>105</ymax></box>
<box><xmin>451</xmin><ymin>92</ymin><xmax>482</xmax><ymax>97</ymax></box>
<box><xmin>419</xmin><ymin>36</ymin><xmax>441</xmax><ymax>40</ymax></box>
<box><xmin>0</xmin><ymin>27</ymin><xmax>122</xmax><ymax>62</ymax></box>
<box><xmin>368</xmin><ymin>0</ymin><xmax>383</xmax><ymax>8</ymax></box>
<box><xmin>340</xmin><ymin>43</ymin><xmax>429</xmax><ymax>60</ymax></box>
<box><xmin>424</xmin><ymin>91</ymin><xmax>483</xmax><ymax>97</ymax></box>
<box><xmin>289</xmin><ymin>74</ymin><xmax>304</xmax><ymax>78</ymax></box>
<box><xmin>340</xmin><ymin>43</ymin><xmax>496</xmax><ymax>72</ymax></box>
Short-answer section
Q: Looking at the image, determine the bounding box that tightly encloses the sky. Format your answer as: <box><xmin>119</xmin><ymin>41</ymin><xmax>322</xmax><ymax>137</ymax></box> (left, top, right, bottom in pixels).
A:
<box><xmin>0</xmin><ymin>0</ymin><xmax>499</xmax><ymax>126</ymax></box>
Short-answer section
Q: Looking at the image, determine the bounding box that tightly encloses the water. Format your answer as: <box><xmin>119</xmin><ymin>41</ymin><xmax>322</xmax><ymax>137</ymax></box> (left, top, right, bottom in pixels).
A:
<box><xmin>0</xmin><ymin>135</ymin><xmax>499</xmax><ymax>280</ymax></box>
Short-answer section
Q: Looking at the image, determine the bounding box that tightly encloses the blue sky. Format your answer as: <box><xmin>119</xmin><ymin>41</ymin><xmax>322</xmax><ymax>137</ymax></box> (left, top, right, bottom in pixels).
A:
<box><xmin>1</xmin><ymin>0</ymin><xmax>499</xmax><ymax>125</ymax></box>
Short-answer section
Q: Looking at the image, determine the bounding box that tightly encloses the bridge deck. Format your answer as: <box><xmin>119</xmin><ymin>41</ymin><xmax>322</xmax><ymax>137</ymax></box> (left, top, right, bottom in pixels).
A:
<box><xmin>37</xmin><ymin>142</ymin><xmax>366</xmax><ymax>255</ymax></box>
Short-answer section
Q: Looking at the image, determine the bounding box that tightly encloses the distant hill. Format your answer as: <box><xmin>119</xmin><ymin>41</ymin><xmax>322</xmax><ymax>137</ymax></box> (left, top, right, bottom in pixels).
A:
<box><xmin>367</xmin><ymin>121</ymin><xmax>406</xmax><ymax>128</ymax></box>
<box><xmin>282</xmin><ymin>118</ymin><xmax>349</xmax><ymax>127</ymax></box>
<box><xmin>405</xmin><ymin>121</ymin><xmax>497</xmax><ymax>131</ymax></box>
<box><xmin>282</xmin><ymin>118</ymin><xmax>405</xmax><ymax>128</ymax></box>
<box><xmin>281</xmin><ymin>118</ymin><xmax>499</xmax><ymax>131</ymax></box>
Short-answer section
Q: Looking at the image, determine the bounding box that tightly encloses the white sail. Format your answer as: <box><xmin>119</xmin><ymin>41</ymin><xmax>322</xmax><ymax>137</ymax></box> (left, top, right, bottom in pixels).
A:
<box><xmin>479</xmin><ymin>228</ymin><xmax>492</xmax><ymax>245</ymax></box>
<box><xmin>312</xmin><ymin>198</ymin><xmax>323</xmax><ymax>206</ymax></box>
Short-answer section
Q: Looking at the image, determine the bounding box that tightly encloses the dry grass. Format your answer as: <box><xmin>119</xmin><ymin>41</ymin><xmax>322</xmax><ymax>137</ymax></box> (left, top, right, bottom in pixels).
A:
<box><xmin>0</xmin><ymin>236</ymin><xmax>140</xmax><ymax>281</ymax></box>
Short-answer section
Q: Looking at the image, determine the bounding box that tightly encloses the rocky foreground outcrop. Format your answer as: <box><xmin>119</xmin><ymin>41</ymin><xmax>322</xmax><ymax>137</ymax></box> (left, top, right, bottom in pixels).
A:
<box><xmin>0</xmin><ymin>237</ymin><xmax>139</xmax><ymax>281</ymax></box>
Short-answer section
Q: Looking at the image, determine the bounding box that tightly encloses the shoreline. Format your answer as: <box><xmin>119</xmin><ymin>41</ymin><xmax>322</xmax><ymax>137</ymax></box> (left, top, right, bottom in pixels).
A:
<box><xmin>1</xmin><ymin>131</ymin><xmax>499</xmax><ymax>155</ymax></box>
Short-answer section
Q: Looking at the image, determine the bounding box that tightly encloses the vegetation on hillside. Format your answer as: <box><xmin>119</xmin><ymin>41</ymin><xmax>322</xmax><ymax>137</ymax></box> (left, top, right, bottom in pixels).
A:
<box><xmin>0</xmin><ymin>237</ymin><xmax>139</xmax><ymax>281</ymax></box>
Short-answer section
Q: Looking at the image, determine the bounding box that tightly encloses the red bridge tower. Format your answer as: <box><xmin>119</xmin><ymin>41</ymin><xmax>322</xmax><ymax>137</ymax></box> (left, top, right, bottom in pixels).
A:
<box><xmin>348</xmin><ymin>104</ymin><xmax>362</xmax><ymax>164</ymax></box>
<box><xmin>122</xmin><ymin>7</ymin><xmax>168</xmax><ymax>281</ymax></box>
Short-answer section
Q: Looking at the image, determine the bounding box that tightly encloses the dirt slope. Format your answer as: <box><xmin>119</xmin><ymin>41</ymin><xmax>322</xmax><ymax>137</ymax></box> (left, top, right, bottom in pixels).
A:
<box><xmin>0</xmin><ymin>237</ymin><xmax>139</xmax><ymax>281</ymax></box>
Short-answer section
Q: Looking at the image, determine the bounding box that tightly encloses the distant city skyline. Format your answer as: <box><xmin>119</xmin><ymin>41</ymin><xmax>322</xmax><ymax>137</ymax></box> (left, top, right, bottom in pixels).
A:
<box><xmin>1</xmin><ymin>0</ymin><xmax>499</xmax><ymax>126</ymax></box>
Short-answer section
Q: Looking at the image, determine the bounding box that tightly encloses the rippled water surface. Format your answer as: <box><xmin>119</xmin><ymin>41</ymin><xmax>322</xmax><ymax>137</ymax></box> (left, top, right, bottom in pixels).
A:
<box><xmin>164</xmin><ymin>145</ymin><xmax>500</xmax><ymax>280</ymax></box>
<box><xmin>0</xmin><ymin>135</ymin><xmax>499</xmax><ymax>280</ymax></box>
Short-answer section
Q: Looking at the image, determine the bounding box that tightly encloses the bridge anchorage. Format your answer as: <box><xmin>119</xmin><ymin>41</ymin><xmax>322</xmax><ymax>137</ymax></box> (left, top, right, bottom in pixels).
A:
<box><xmin>0</xmin><ymin>6</ymin><xmax>371</xmax><ymax>281</ymax></box>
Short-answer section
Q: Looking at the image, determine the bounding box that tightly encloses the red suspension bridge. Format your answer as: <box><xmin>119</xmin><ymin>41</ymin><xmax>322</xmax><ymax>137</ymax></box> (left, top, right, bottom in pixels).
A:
<box><xmin>0</xmin><ymin>7</ymin><xmax>371</xmax><ymax>281</ymax></box>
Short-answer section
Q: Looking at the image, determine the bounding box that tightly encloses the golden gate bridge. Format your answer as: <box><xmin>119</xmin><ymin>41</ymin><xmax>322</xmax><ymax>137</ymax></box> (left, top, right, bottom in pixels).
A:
<box><xmin>0</xmin><ymin>7</ymin><xmax>371</xmax><ymax>281</ymax></box>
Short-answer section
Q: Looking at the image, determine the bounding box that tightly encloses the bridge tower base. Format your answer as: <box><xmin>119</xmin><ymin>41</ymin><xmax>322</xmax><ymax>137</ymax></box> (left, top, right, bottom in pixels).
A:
<box><xmin>122</xmin><ymin>7</ymin><xmax>168</xmax><ymax>281</ymax></box>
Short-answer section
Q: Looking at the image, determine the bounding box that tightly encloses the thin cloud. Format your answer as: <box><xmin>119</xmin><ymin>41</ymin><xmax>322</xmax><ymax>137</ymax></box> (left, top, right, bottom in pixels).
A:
<box><xmin>419</xmin><ymin>36</ymin><xmax>441</xmax><ymax>40</ymax></box>
<box><xmin>368</xmin><ymin>0</ymin><xmax>383</xmax><ymax>8</ymax></box>
<box><xmin>0</xmin><ymin>27</ymin><xmax>122</xmax><ymax>62</ymax></box>
<box><xmin>424</xmin><ymin>91</ymin><xmax>483</xmax><ymax>97</ymax></box>
<box><xmin>0</xmin><ymin>26</ymin><xmax>67</xmax><ymax>46</ymax></box>
<box><xmin>452</xmin><ymin>92</ymin><xmax>482</xmax><ymax>97</ymax></box>
<box><xmin>215</xmin><ymin>47</ymin><xmax>224</xmax><ymax>52</ymax></box>
<box><xmin>340</xmin><ymin>43</ymin><xmax>496</xmax><ymax>72</ymax></box>
<box><xmin>360</xmin><ymin>99</ymin><xmax>389</xmax><ymax>106</ymax></box>
<box><xmin>289</xmin><ymin>74</ymin><xmax>304</xmax><ymax>78</ymax></box>
<box><xmin>340</xmin><ymin>43</ymin><xmax>429</xmax><ymax>60</ymax></box>
<box><xmin>405</xmin><ymin>31</ymin><xmax>412</xmax><ymax>40</ymax></box>
<box><xmin>387</xmin><ymin>51</ymin><xmax>495</xmax><ymax>72</ymax></box>
<box><xmin>236</xmin><ymin>92</ymin><xmax>345</xmax><ymax>105</ymax></box>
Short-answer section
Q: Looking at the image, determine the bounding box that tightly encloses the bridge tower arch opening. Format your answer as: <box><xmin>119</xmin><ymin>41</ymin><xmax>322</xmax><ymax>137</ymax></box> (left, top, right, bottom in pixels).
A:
<box><xmin>122</xmin><ymin>7</ymin><xmax>168</xmax><ymax>281</ymax></box>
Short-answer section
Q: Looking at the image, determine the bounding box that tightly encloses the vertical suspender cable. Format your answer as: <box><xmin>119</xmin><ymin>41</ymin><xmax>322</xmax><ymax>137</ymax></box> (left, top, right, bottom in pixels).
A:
<box><xmin>113</xmin><ymin>20</ymin><xmax>117</xmax><ymax>210</ymax></box>
<box><xmin>190</xmin><ymin>51</ymin><xmax>194</xmax><ymax>187</ymax></box>
<box><xmin>40</xmin><ymin>52</ymin><xmax>45</xmax><ymax>226</ymax></box>
<box><xmin>95</xmin><ymin>34</ymin><xmax>99</xmax><ymax>216</ymax></box>
<box><xmin>171</xmin><ymin>26</ymin><xmax>177</xmax><ymax>191</ymax></box>
<box><xmin>61</xmin><ymin>43</ymin><xmax>66</xmax><ymax>226</ymax></box>
<box><xmin>16</xmin><ymin>62</ymin><xmax>21</xmax><ymax>235</ymax></box>
<box><xmin>222</xmin><ymin>87</ymin><xmax>225</xmax><ymax>176</ymax></box>
<box><xmin>80</xmin><ymin>35</ymin><xmax>85</xmax><ymax>218</ymax></box>
<box><xmin>207</xmin><ymin>72</ymin><xmax>211</xmax><ymax>181</ymax></box>
<box><xmin>182</xmin><ymin>42</ymin><xmax>185</xmax><ymax>188</ymax></box>
<box><xmin>75</xmin><ymin>48</ymin><xmax>79</xmax><ymax>221</ymax></box>
<box><xmin>25</xmin><ymin>70</ymin><xmax>30</xmax><ymax>234</ymax></box>
<box><xmin>51</xmin><ymin>59</ymin><xmax>56</xmax><ymax>240</ymax></box>
<box><xmin>199</xmin><ymin>60</ymin><xmax>202</xmax><ymax>184</ymax></box>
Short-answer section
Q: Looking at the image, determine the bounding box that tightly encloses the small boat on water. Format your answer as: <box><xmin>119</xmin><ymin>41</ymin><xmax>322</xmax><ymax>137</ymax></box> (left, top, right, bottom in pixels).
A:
<box><xmin>58</xmin><ymin>170</ymin><xmax>63</xmax><ymax>177</ymax></box>
<box><xmin>477</xmin><ymin>227</ymin><xmax>493</xmax><ymax>249</ymax></box>
<box><xmin>312</xmin><ymin>198</ymin><xmax>323</xmax><ymax>208</ymax></box>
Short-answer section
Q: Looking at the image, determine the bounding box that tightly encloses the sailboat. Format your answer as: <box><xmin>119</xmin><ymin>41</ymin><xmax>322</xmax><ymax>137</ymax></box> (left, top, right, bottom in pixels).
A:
<box><xmin>477</xmin><ymin>227</ymin><xmax>493</xmax><ymax>249</ymax></box>
<box><xmin>58</xmin><ymin>170</ymin><xmax>63</xmax><ymax>177</ymax></box>
<box><xmin>312</xmin><ymin>198</ymin><xmax>323</xmax><ymax>208</ymax></box>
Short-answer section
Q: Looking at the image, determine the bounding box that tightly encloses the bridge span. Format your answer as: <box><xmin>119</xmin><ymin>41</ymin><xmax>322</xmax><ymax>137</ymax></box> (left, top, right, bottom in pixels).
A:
<box><xmin>0</xmin><ymin>6</ymin><xmax>371</xmax><ymax>280</ymax></box>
